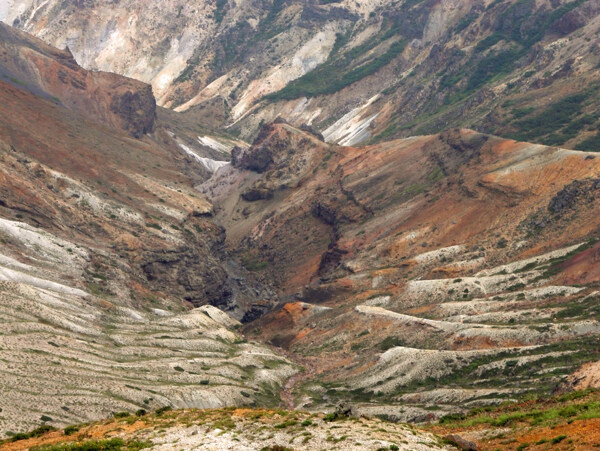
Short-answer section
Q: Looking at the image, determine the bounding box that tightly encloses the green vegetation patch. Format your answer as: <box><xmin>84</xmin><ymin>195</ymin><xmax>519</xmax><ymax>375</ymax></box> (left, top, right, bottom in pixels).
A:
<box><xmin>8</xmin><ymin>425</ymin><xmax>56</xmax><ymax>443</ymax></box>
<box><xmin>240</xmin><ymin>252</ymin><xmax>269</xmax><ymax>271</ymax></box>
<box><xmin>576</xmin><ymin>131</ymin><xmax>600</xmax><ymax>152</ymax></box>
<box><xmin>266</xmin><ymin>21</ymin><xmax>406</xmax><ymax>101</ymax></box>
<box><xmin>438</xmin><ymin>389</ymin><xmax>600</xmax><ymax>429</ymax></box>
<box><xmin>31</xmin><ymin>438</ymin><xmax>151</xmax><ymax>451</ymax></box>
<box><xmin>507</xmin><ymin>89</ymin><xmax>598</xmax><ymax>145</ymax></box>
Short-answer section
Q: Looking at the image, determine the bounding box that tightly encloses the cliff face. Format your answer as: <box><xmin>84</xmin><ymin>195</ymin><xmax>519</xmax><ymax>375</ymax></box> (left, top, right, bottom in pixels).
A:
<box><xmin>2</xmin><ymin>0</ymin><xmax>600</xmax><ymax>150</ymax></box>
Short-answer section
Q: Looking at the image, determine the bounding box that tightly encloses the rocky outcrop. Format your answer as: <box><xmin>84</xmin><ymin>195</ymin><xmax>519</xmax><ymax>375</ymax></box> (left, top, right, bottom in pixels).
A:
<box><xmin>141</xmin><ymin>246</ymin><xmax>232</xmax><ymax>309</ymax></box>
<box><xmin>241</xmin><ymin>185</ymin><xmax>274</xmax><ymax>202</ymax></box>
<box><xmin>430</xmin><ymin>129</ymin><xmax>489</xmax><ymax>176</ymax></box>
<box><xmin>552</xmin><ymin>2</ymin><xmax>600</xmax><ymax>36</ymax></box>
<box><xmin>548</xmin><ymin>178</ymin><xmax>600</xmax><ymax>214</ymax></box>
<box><xmin>558</xmin><ymin>361</ymin><xmax>600</xmax><ymax>392</ymax></box>
<box><xmin>231</xmin><ymin>145</ymin><xmax>274</xmax><ymax>173</ymax></box>
<box><xmin>443</xmin><ymin>435</ymin><xmax>478</xmax><ymax>451</ymax></box>
<box><xmin>311</xmin><ymin>201</ymin><xmax>338</xmax><ymax>226</ymax></box>
<box><xmin>230</xmin><ymin>122</ymin><xmax>300</xmax><ymax>173</ymax></box>
<box><xmin>317</xmin><ymin>246</ymin><xmax>348</xmax><ymax>277</ymax></box>
<box><xmin>109</xmin><ymin>84</ymin><xmax>156</xmax><ymax>138</ymax></box>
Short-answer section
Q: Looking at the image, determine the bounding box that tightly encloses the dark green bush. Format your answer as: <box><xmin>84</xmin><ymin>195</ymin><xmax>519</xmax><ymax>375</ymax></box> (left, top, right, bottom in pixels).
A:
<box><xmin>10</xmin><ymin>425</ymin><xmax>56</xmax><ymax>442</ymax></box>
<box><xmin>63</xmin><ymin>425</ymin><xmax>82</xmax><ymax>436</ymax></box>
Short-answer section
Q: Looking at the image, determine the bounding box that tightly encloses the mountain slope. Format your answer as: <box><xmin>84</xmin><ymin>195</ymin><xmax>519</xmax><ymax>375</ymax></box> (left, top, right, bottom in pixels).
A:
<box><xmin>0</xmin><ymin>22</ymin><xmax>155</xmax><ymax>138</ymax></box>
<box><xmin>201</xmin><ymin>121</ymin><xmax>600</xmax><ymax>419</ymax></box>
<box><xmin>2</xmin><ymin>0</ymin><xmax>600</xmax><ymax>150</ymax></box>
<box><xmin>1</xmin><ymin>3</ymin><xmax>600</xmax><ymax>442</ymax></box>
<box><xmin>0</xmin><ymin>23</ymin><xmax>296</xmax><ymax>436</ymax></box>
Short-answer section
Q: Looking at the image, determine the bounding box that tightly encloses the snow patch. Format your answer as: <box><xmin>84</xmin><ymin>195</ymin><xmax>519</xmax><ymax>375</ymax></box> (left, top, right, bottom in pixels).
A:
<box><xmin>177</xmin><ymin>142</ymin><xmax>230</xmax><ymax>173</ymax></box>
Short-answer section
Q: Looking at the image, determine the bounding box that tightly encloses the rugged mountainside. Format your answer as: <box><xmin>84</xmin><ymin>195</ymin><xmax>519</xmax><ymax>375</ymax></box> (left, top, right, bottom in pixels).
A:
<box><xmin>0</xmin><ymin>23</ymin><xmax>155</xmax><ymax>138</ymax></box>
<box><xmin>2</xmin><ymin>0</ymin><xmax>600</xmax><ymax>150</ymax></box>
<box><xmin>202</xmin><ymin>120</ymin><xmax>600</xmax><ymax>421</ymax></box>
<box><xmin>0</xmin><ymin>23</ymin><xmax>297</xmax><ymax>436</ymax></box>
<box><xmin>1</xmin><ymin>3</ymin><xmax>600</xmax><ymax>449</ymax></box>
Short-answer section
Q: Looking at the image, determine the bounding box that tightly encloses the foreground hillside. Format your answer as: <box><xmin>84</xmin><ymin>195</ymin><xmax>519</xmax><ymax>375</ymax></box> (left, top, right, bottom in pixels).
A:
<box><xmin>3</xmin><ymin>0</ymin><xmax>600</xmax><ymax>150</ymax></box>
<box><xmin>2</xmin><ymin>390</ymin><xmax>599</xmax><ymax>450</ymax></box>
<box><xmin>430</xmin><ymin>389</ymin><xmax>600</xmax><ymax>450</ymax></box>
<box><xmin>0</xmin><ymin>408</ymin><xmax>449</xmax><ymax>451</ymax></box>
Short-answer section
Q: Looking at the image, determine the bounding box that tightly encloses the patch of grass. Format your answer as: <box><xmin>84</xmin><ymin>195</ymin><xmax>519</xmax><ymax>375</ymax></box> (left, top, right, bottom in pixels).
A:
<box><xmin>274</xmin><ymin>420</ymin><xmax>298</xmax><ymax>429</ymax></box>
<box><xmin>155</xmin><ymin>406</ymin><xmax>172</xmax><ymax>415</ymax></box>
<box><xmin>378</xmin><ymin>336</ymin><xmax>407</xmax><ymax>351</ymax></box>
<box><xmin>507</xmin><ymin>88</ymin><xmax>598</xmax><ymax>145</ymax></box>
<box><xmin>323</xmin><ymin>413</ymin><xmax>339</xmax><ymax>422</ymax></box>
<box><xmin>63</xmin><ymin>425</ymin><xmax>83</xmax><ymax>436</ymax></box>
<box><xmin>467</xmin><ymin>46</ymin><xmax>523</xmax><ymax>92</ymax></box>
<box><xmin>212</xmin><ymin>417</ymin><xmax>235</xmax><ymax>430</ymax></box>
<box><xmin>9</xmin><ymin>76</ymin><xmax>26</xmax><ymax>86</ymax></box>
<box><xmin>438</xmin><ymin>389</ymin><xmax>600</xmax><ymax>429</ymax></box>
<box><xmin>240</xmin><ymin>252</ymin><xmax>269</xmax><ymax>271</ymax></box>
<box><xmin>31</xmin><ymin>438</ymin><xmax>151</xmax><ymax>450</ymax></box>
<box><xmin>576</xmin><ymin>131</ymin><xmax>600</xmax><ymax>152</ymax></box>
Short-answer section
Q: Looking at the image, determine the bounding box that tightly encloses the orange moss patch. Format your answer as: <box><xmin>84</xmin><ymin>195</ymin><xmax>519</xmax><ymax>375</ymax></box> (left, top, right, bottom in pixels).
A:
<box><xmin>0</xmin><ymin>419</ymin><xmax>149</xmax><ymax>451</ymax></box>
<box><xmin>513</xmin><ymin>418</ymin><xmax>600</xmax><ymax>450</ymax></box>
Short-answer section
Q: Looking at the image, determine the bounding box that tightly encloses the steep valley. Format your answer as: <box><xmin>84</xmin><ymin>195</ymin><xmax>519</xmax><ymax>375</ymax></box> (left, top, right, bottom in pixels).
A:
<box><xmin>1</xmin><ymin>3</ymin><xmax>600</xmax><ymax>450</ymax></box>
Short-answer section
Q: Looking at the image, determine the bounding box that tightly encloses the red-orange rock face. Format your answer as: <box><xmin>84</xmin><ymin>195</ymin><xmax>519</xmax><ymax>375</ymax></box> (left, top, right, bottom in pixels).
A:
<box><xmin>0</xmin><ymin>22</ymin><xmax>155</xmax><ymax>138</ymax></box>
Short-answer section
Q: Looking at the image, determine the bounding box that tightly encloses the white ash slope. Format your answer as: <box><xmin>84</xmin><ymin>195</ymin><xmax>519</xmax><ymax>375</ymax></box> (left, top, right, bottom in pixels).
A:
<box><xmin>0</xmin><ymin>217</ymin><xmax>296</xmax><ymax>437</ymax></box>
